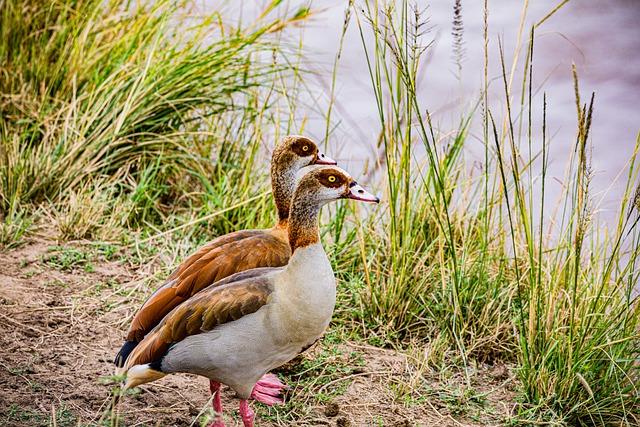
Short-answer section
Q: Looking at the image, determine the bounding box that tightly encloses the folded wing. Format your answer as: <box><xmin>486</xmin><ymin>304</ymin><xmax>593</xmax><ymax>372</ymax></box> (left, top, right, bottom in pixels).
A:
<box><xmin>126</xmin><ymin>230</ymin><xmax>289</xmax><ymax>343</ymax></box>
<box><xmin>125</xmin><ymin>269</ymin><xmax>278</xmax><ymax>369</ymax></box>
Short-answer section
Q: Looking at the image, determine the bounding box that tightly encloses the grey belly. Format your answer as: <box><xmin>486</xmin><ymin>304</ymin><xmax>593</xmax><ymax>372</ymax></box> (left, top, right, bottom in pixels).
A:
<box><xmin>159</xmin><ymin>309</ymin><xmax>306</xmax><ymax>398</ymax></box>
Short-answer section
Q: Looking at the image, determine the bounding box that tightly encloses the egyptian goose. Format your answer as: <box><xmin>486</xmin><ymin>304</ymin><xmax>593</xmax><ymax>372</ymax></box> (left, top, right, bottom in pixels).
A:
<box><xmin>114</xmin><ymin>136</ymin><xmax>335</xmax><ymax>372</ymax></box>
<box><xmin>121</xmin><ymin>166</ymin><xmax>379</xmax><ymax>427</ymax></box>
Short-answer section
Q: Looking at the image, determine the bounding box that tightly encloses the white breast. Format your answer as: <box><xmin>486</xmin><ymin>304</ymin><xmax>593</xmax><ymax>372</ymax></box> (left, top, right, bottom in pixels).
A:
<box><xmin>275</xmin><ymin>243</ymin><xmax>336</xmax><ymax>332</ymax></box>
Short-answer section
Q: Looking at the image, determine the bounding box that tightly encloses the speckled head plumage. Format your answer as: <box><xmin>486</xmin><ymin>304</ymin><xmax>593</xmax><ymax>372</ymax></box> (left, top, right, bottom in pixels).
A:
<box><xmin>288</xmin><ymin>166</ymin><xmax>379</xmax><ymax>252</ymax></box>
<box><xmin>271</xmin><ymin>135</ymin><xmax>336</xmax><ymax>225</ymax></box>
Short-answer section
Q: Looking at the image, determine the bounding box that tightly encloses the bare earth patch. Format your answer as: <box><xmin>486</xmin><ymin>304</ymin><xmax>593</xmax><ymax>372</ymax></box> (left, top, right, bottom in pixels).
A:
<box><xmin>0</xmin><ymin>238</ymin><xmax>518</xmax><ymax>426</ymax></box>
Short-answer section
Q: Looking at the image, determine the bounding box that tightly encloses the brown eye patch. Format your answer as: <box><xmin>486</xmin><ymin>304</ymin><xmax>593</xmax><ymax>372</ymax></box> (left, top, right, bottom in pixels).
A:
<box><xmin>290</xmin><ymin>137</ymin><xmax>318</xmax><ymax>157</ymax></box>
<box><xmin>316</xmin><ymin>169</ymin><xmax>346</xmax><ymax>188</ymax></box>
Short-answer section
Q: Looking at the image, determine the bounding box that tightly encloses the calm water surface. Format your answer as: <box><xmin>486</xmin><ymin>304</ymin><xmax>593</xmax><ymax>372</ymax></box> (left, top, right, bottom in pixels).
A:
<box><xmin>214</xmin><ymin>1</ymin><xmax>640</xmax><ymax>227</ymax></box>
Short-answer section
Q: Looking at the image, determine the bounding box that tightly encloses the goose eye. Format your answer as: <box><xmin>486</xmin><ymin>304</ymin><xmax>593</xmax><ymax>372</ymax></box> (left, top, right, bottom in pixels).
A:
<box><xmin>328</xmin><ymin>175</ymin><xmax>336</xmax><ymax>183</ymax></box>
<box><xmin>302</xmin><ymin>145</ymin><xmax>309</xmax><ymax>152</ymax></box>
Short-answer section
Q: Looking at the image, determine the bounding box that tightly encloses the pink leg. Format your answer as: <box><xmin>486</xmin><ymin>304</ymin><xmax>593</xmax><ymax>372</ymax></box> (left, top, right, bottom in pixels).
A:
<box><xmin>239</xmin><ymin>400</ymin><xmax>255</xmax><ymax>427</ymax></box>
<box><xmin>208</xmin><ymin>380</ymin><xmax>225</xmax><ymax>427</ymax></box>
<box><xmin>250</xmin><ymin>373</ymin><xmax>288</xmax><ymax>406</ymax></box>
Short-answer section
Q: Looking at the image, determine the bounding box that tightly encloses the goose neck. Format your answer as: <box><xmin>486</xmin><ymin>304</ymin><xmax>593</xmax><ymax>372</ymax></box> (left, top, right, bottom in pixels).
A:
<box><xmin>271</xmin><ymin>160</ymin><xmax>297</xmax><ymax>223</ymax></box>
<box><xmin>287</xmin><ymin>197</ymin><xmax>321</xmax><ymax>254</ymax></box>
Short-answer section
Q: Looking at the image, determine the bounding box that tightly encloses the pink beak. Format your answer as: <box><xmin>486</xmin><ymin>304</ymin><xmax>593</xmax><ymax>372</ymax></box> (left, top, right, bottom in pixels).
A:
<box><xmin>314</xmin><ymin>151</ymin><xmax>337</xmax><ymax>165</ymax></box>
<box><xmin>345</xmin><ymin>182</ymin><xmax>379</xmax><ymax>203</ymax></box>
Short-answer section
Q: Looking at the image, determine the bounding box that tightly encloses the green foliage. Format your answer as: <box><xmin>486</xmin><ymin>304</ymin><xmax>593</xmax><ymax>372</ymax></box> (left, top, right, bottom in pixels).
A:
<box><xmin>347</xmin><ymin>1</ymin><xmax>640</xmax><ymax>425</ymax></box>
<box><xmin>263</xmin><ymin>333</ymin><xmax>363</xmax><ymax>423</ymax></box>
<box><xmin>3</xmin><ymin>403</ymin><xmax>76</xmax><ymax>427</ymax></box>
<box><xmin>2</xmin><ymin>0</ymin><xmax>639</xmax><ymax>425</ymax></box>
<box><xmin>0</xmin><ymin>0</ymin><xmax>300</xmax><ymax>246</ymax></box>
<box><xmin>349</xmin><ymin>1</ymin><xmax>515</xmax><ymax>364</ymax></box>
<box><xmin>0</xmin><ymin>203</ymin><xmax>31</xmax><ymax>248</ymax></box>
<box><xmin>43</xmin><ymin>245</ymin><xmax>93</xmax><ymax>271</ymax></box>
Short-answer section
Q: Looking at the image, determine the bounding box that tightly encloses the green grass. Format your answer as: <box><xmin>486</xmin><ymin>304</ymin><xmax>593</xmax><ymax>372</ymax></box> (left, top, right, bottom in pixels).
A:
<box><xmin>0</xmin><ymin>0</ymin><xmax>309</xmax><ymax>245</ymax></box>
<box><xmin>260</xmin><ymin>331</ymin><xmax>365</xmax><ymax>423</ymax></box>
<box><xmin>2</xmin><ymin>0</ymin><xmax>639</xmax><ymax>426</ymax></box>
<box><xmin>340</xmin><ymin>1</ymin><xmax>640</xmax><ymax>425</ymax></box>
<box><xmin>3</xmin><ymin>400</ymin><xmax>76</xmax><ymax>426</ymax></box>
<box><xmin>43</xmin><ymin>245</ymin><xmax>93</xmax><ymax>271</ymax></box>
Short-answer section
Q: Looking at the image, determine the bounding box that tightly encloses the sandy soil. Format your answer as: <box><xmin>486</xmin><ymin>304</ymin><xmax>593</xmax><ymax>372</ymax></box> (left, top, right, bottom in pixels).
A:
<box><xmin>0</xmin><ymin>238</ymin><xmax>517</xmax><ymax>426</ymax></box>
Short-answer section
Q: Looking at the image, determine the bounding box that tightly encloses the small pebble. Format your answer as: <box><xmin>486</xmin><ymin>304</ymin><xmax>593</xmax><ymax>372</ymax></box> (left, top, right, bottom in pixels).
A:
<box><xmin>336</xmin><ymin>416</ymin><xmax>350</xmax><ymax>427</ymax></box>
<box><xmin>324</xmin><ymin>402</ymin><xmax>340</xmax><ymax>417</ymax></box>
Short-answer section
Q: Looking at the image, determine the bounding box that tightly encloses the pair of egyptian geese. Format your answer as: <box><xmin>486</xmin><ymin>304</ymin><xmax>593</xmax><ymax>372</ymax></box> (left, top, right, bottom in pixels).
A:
<box><xmin>113</xmin><ymin>135</ymin><xmax>379</xmax><ymax>426</ymax></box>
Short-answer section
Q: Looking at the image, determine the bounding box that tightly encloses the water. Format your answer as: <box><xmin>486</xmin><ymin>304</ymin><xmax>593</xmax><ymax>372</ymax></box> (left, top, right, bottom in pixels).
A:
<box><xmin>214</xmin><ymin>1</ymin><xmax>640</xmax><ymax>227</ymax></box>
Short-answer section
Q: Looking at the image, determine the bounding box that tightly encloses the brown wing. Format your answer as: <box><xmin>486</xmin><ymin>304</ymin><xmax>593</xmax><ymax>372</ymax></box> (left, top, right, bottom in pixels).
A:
<box><xmin>125</xmin><ymin>229</ymin><xmax>290</xmax><ymax>342</ymax></box>
<box><xmin>125</xmin><ymin>273</ymin><xmax>275</xmax><ymax>368</ymax></box>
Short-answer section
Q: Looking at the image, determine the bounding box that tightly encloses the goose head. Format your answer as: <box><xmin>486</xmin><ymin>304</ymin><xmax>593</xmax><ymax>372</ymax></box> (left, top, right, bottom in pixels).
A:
<box><xmin>288</xmin><ymin>166</ymin><xmax>378</xmax><ymax>252</ymax></box>
<box><xmin>271</xmin><ymin>136</ymin><xmax>337</xmax><ymax>224</ymax></box>
<box><xmin>295</xmin><ymin>166</ymin><xmax>380</xmax><ymax>206</ymax></box>
<box><xmin>272</xmin><ymin>135</ymin><xmax>336</xmax><ymax>171</ymax></box>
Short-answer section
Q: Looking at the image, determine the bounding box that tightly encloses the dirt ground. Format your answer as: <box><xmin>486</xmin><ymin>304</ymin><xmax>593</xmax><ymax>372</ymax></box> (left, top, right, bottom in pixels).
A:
<box><xmin>0</xmin><ymin>238</ymin><xmax>518</xmax><ymax>426</ymax></box>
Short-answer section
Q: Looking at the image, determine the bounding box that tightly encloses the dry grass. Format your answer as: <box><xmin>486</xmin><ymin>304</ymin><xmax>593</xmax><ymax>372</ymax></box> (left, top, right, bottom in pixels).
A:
<box><xmin>0</xmin><ymin>237</ymin><xmax>518</xmax><ymax>427</ymax></box>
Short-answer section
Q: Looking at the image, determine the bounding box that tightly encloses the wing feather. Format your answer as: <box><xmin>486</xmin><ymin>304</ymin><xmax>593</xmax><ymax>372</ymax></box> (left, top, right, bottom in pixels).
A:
<box><xmin>125</xmin><ymin>273</ymin><xmax>275</xmax><ymax>368</ymax></box>
<box><xmin>125</xmin><ymin>230</ymin><xmax>289</xmax><ymax>342</ymax></box>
